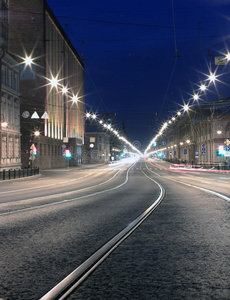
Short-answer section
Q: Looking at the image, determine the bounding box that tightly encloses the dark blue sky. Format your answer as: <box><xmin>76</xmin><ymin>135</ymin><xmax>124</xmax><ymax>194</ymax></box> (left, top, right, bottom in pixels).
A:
<box><xmin>47</xmin><ymin>0</ymin><xmax>230</xmax><ymax>150</ymax></box>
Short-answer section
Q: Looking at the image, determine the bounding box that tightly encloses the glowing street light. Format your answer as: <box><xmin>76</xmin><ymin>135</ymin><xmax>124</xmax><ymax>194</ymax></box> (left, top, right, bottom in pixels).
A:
<box><xmin>34</xmin><ymin>130</ymin><xmax>40</xmax><ymax>136</ymax></box>
<box><xmin>24</xmin><ymin>55</ymin><xmax>33</xmax><ymax>66</ymax></box>
<box><xmin>200</xmin><ymin>84</ymin><xmax>206</xmax><ymax>91</ymax></box>
<box><xmin>92</xmin><ymin>114</ymin><xmax>96</xmax><ymax>119</ymax></box>
<box><xmin>1</xmin><ymin>121</ymin><xmax>8</xmax><ymax>127</ymax></box>
<box><xmin>183</xmin><ymin>104</ymin><xmax>189</xmax><ymax>112</ymax></box>
<box><xmin>193</xmin><ymin>94</ymin><xmax>199</xmax><ymax>101</ymax></box>
<box><xmin>50</xmin><ymin>76</ymin><xmax>59</xmax><ymax>89</ymax></box>
<box><xmin>208</xmin><ymin>73</ymin><xmax>216</xmax><ymax>83</ymax></box>
<box><xmin>177</xmin><ymin>111</ymin><xmax>181</xmax><ymax>116</ymax></box>
<box><xmin>62</xmin><ymin>87</ymin><xmax>68</xmax><ymax>94</ymax></box>
<box><xmin>72</xmin><ymin>95</ymin><xmax>78</xmax><ymax>103</ymax></box>
<box><xmin>86</xmin><ymin>113</ymin><xmax>91</xmax><ymax>118</ymax></box>
<box><xmin>226</xmin><ymin>53</ymin><xmax>230</xmax><ymax>61</ymax></box>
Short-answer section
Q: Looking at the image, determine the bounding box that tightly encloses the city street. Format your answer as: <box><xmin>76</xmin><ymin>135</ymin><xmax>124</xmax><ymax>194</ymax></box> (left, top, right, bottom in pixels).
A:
<box><xmin>1</xmin><ymin>1</ymin><xmax>230</xmax><ymax>300</ymax></box>
<box><xmin>0</xmin><ymin>158</ymin><xmax>229</xmax><ymax>299</ymax></box>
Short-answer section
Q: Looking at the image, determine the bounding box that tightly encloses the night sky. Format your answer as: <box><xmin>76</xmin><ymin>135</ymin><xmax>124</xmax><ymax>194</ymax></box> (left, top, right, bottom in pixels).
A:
<box><xmin>47</xmin><ymin>0</ymin><xmax>230</xmax><ymax>150</ymax></box>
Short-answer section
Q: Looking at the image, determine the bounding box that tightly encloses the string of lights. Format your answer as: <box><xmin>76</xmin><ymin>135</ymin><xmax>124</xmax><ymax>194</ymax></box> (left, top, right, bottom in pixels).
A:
<box><xmin>144</xmin><ymin>52</ymin><xmax>230</xmax><ymax>155</ymax></box>
<box><xmin>22</xmin><ymin>54</ymin><xmax>142</xmax><ymax>156</ymax></box>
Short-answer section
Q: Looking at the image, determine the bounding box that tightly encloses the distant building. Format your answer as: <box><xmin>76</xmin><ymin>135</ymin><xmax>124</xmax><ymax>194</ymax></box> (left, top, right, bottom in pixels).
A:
<box><xmin>83</xmin><ymin>128</ymin><xmax>110</xmax><ymax>164</ymax></box>
<box><xmin>154</xmin><ymin>98</ymin><xmax>230</xmax><ymax>167</ymax></box>
<box><xmin>8</xmin><ymin>0</ymin><xmax>85</xmax><ymax>169</ymax></box>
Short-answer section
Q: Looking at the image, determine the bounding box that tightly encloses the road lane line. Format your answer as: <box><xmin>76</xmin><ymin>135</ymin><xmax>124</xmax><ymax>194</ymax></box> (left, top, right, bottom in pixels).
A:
<box><xmin>0</xmin><ymin>163</ymin><xmax>137</xmax><ymax>216</ymax></box>
<box><xmin>145</xmin><ymin>162</ymin><xmax>230</xmax><ymax>203</ymax></box>
<box><xmin>0</xmin><ymin>167</ymin><xmax>126</xmax><ymax>205</ymax></box>
<box><xmin>0</xmin><ymin>174</ymin><xmax>93</xmax><ymax>195</ymax></box>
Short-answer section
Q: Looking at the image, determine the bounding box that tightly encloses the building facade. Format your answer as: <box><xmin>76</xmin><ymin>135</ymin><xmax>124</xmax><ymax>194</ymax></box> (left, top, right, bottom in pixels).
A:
<box><xmin>152</xmin><ymin>100</ymin><xmax>230</xmax><ymax>167</ymax></box>
<box><xmin>0</xmin><ymin>0</ymin><xmax>21</xmax><ymax>171</ymax></box>
<box><xmin>83</xmin><ymin>131</ymin><xmax>110</xmax><ymax>164</ymax></box>
<box><xmin>0</xmin><ymin>52</ymin><xmax>21</xmax><ymax>170</ymax></box>
<box><xmin>8</xmin><ymin>0</ymin><xmax>85</xmax><ymax>169</ymax></box>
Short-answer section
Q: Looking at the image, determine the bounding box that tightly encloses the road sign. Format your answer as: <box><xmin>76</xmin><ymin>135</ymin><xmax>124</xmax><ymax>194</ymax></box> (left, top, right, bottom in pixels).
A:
<box><xmin>225</xmin><ymin>139</ymin><xmax>230</xmax><ymax>146</ymax></box>
<box><xmin>195</xmin><ymin>151</ymin><xmax>199</xmax><ymax>158</ymax></box>
<box><xmin>184</xmin><ymin>149</ymin><xmax>187</xmax><ymax>155</ymax></box>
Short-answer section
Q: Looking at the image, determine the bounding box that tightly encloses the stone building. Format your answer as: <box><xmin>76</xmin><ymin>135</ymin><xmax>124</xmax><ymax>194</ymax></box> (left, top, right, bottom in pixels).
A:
<box><xmin>0</xmin><ymin>52</ymin><xmax>21</xmax><ymax>170</ymax></box>
<box><xmin>83</xmin><ymin>129</ymin><xmax>110</xmax><ymax>164</ymax></box>
<box><xmin>8</xmin><ymin>0</ymin><xmax>85</xmax><ymax>169</ymax></box>
<box><xmin>0</xmin><ymin>0</ymin><xmax>21</xmax><ymax>171</ymax></box>
<box><xmin>152</xmin><ymin>99</ymin><xmax>230</xmax><ymax>167</ymax></box>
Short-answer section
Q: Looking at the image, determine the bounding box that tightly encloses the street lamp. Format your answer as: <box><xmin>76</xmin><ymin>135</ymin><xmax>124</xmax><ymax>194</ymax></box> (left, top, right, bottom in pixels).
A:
<box><xmin>217</xmin><ymin>126</ymin><xmax>222</xmax><ymax>135</ymax></box>
<box><xmin>193</xmin><ymin>94</ymin><xmax>199</xmax><ymax>101</ymax></box>
<box><xmin>34</xmin><ymin>131</ymin><xmax>40</xmax><ymax>136</ymax></box>
<box><xmin>200</xmin><ymin>84</ymin><xmax>206</xmax><ymax>91</ymax></box>
<box><xmin>72</xmin><ymin>95</ymin><xmax>78</xmax><ymax>103</ymax></box>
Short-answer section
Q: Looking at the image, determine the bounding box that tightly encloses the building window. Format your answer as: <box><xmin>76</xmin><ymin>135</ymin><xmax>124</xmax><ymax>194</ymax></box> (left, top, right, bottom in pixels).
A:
<box><xmin>2</xmin><ymin>136</ymin><xmax>7</xmax><ymax>161</ymax></box>
<box><xmin>8</xmin><ymin>99</ymin><xmax>12</xmax><ymax>126</ymax></box>
<box><xmin>8</xmin><ymin>69</ymin><xmax>12</xmax><ymax>87</ymax></box>
<box><xmin>14</xmin><ymin>73</ymin><xmax>19</xmax><ymax>91</ymax></box>
<box><xmin>8</xmin><ymin>136</ymin><xmax>13</xmax><ymax>159</ymax></box>
<box><xmin>1</xmin><ymin>64</ymin><xmax>6</xmax><ymax>84</ymax></box>
<box><xmin>15</xmin><ymin>138</ymin><xmax>20</xmax><ymax>158</ymax></box>
<box><xmin>90</xmin><ymin>137</ymin><xmax>95</xmax><ymax>143</ymax></box>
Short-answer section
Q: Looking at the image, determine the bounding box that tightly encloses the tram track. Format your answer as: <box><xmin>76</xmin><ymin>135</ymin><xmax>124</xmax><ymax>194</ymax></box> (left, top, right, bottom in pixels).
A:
<box><xmin>40</xmin><ymin>162</ymin><xmax>165</xmax><ymax>299</ymax></box>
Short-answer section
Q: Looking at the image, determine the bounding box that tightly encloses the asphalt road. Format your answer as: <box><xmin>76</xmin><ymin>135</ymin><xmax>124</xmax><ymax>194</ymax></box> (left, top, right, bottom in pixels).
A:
<box><xmin>0</xmin><ymin>158</ymin><xmax>229</xmax><ymax>299</ymax></box>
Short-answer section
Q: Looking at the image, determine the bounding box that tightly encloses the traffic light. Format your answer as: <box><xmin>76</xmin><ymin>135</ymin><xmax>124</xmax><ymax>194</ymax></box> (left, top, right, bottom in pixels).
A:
<box><xmin>65</xmin><ymin>149</ymin><xmax>72</xmax><ymax>158</ymax></box>
<box><xmin>33</xmin><ymin>147</ymin><xmax>37</xmax><ymax>156</ymax></box>
<box><xmin>30</xmin><ymin>143</ymin><xmax>37</xmax><ymax>156</ymax></box>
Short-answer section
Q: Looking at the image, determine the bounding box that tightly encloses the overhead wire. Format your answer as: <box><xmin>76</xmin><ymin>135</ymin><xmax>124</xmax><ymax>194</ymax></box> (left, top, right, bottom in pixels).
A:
<box><xmin>158</xmin><ymin>0</ymin><xmax>178</xmax><ymax>120</ymax></box>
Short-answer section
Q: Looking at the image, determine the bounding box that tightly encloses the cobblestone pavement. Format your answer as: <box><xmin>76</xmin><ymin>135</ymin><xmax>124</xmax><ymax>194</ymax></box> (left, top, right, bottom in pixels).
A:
<box><xmin>71</xmin><ymin>176</ymin><xmax>230</xmax><ymax>300</ymax></box>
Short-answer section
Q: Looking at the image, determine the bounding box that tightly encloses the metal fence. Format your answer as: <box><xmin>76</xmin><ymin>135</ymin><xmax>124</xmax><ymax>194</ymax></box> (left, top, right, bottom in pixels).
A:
<box><xmin>0</xmin><ymin>167</ymin><xmax>39</xmax><ymax>180</ymax></box>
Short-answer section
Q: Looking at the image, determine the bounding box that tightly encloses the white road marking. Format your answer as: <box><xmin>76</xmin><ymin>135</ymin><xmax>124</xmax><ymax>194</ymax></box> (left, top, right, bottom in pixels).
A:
<box><xmin>0</xmin><ymin>174</ymin><xmax>92</xmax><ymax>195</ymax></box>
<box><xmin>145</xmin><ymin>162</ymin><xmax>230</xmax><ymax>203</ymax></box>
<box><xmin>0</xmin><ymin>163</ymin><xmax>137</xmax><ymax>216</ymax></box>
